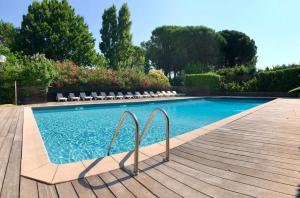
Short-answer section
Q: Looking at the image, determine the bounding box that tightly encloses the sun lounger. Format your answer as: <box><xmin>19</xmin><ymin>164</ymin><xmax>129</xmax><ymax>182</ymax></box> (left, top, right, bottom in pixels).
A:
<box><xmin>116</xmin><ymin>92</ymin><xmax>124</xmax><ymax>99</ymax></box>
<box><xmin>100</xmin><ymin>92</ymin><xmax>108</xmax><ymax>99</ymax></box>
<box><xmin>167</xmin><ymin>91</ymin><xmax>175</xmax><ymax>96</ymax></box>
<box><xmin>107</xmin><ymin>92</ymin><xmax>116</xmax><ymax>100</ymax></box>
<box><xmin>143</xmin><ymin>91</ymin><xmax>151</xmax><ymax>98</ymax></box>
<box><xmin>125</xmin><ymin>92</ymin><xmax>135</xmax><ymax>99</ymax></box>
<box><xmin>156</xmin><ymin>91</ymin><xmax>164</xmax><ymax>97</ymax></box>
<box><xmin>149</xmin><ymin>91</ymin><xmax>158</xmax><ymax>97</ymax></box>
<box><xmin>172</xmin><ymin>90</ymin><xmax>184</xmax><ymax>96</ymax></box>
<box><xmin>134</xmin><ymin>91</ymin><xmax>144</xmax><ymax>98</ymax></box>
<box><xmin>91</xmin><ymin>92</ymin><xmax>105</xmax><ymax>100</ymax></box>
<box><xmin>57</xmin><ymin>93</ymin><xmax>67</xmax><ymax>102</ymax></box>
<box><xmin>161</xmin><ymin>91</ymin><xmax>171</xmax><ymax>96</ymax></box>
<box><xmin>80</xmin><ymin>92</ymin><xmax>93</xmax><ymax>101</ymax></box>
<box><xmin>68</xmin><ymin>93</ymin><xmax>80</xmax><ymax>101</ymax></box>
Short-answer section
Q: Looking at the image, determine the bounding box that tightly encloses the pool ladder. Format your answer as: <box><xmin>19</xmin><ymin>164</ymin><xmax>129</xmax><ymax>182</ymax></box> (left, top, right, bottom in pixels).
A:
<box><xmin>107</xmin><ymin>108</ymin><xmax>170</xmax><ymax>176</ymax></box>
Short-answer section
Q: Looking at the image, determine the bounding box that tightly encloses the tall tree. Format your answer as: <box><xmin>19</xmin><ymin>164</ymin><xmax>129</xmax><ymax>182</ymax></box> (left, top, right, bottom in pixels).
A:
<box><xmin>143</xmin><ymin>26</ymin><xmax>225</xmax><ymax>76</ymax></box>
<box><xmin>219</xmin><ymin>30</ymin><xmax>257</xmax><ymax>68</ymax></box>
<box><xmin>116</xmin><ymin>3</ymin><xmax>133</xmax><ymax>67</ymax></box>
<box><xmin>100</xmin><ymin>5</ymin><xmax>118</xmax><ymax>69</ymax></box>
<box><xmin>0</xmin><ymin>20</ymin><xmax>17</xmax><ymax>50</ymax></box>
<box><xmin>18</xmin><ymin>0</ymin><xmax>97</xmax><ymax>66</ymax></box>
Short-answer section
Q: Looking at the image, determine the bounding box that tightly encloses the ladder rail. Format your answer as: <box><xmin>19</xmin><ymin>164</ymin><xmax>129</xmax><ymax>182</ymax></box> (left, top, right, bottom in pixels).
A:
<box><xmin>139</xmin><ymin>108</ymin><xmax>170</xmax><ymax>161</ymax></box>
<box><xmin>107</xmin><ymin>111</ymin><xmax>139</xmax><ymax>175</ymax></box>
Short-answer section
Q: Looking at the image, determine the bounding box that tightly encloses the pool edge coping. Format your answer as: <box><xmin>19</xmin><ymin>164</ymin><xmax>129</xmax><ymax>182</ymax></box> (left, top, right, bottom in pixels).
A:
<box><xmin>21</xmin><ymin>97</ymin><xmax>280</xmax><ymax>184</ymax></box>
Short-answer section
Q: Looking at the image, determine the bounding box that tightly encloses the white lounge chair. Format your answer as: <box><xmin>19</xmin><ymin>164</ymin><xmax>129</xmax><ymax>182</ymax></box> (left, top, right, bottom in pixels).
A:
<box><xmin>125</xmin><ymin>92</ymin><xmax>135</xmax><ymax>99</ymax></box>
<box><xmin>91</xmin><ymin>92</ymin><xmax>105</xmax><ymax>100</ymax></box>
<box><xmin>143</xmin><ymin>91</ymin><xmax>151</xmax><ymax>98</ymax></box>
<box><xmin>116</xmin><ymin>92</ymin><xmax>124</xmax><ymax>99</ymax></box>
<box><xmin>167</xmin><ymin>91</ymin><xmax>175</xmax><ymax>96</ymax></box>
<box><xmin>100</xmin><ymin>92</ymin><xmax>108</xmax><ymax>99</ymax></box>
<box><xmin>68</xmin><ymin>93</ymin><xmax>80</xmax><ymax>101</ymax></box>
<box><xmin>80</xmin><ymin>92</ymin><xmax>93</xmax><ymax>101</ymax></box>
<box><xmin>161</xmin><ymin>91</ymin><xmax>170</xmax><ymax>96</ymax></box>
<box><xmin>149</xmin><ymin>91</ymin><xmax>158</xmax><ymax>97</ymax></box>
<box><xmin>107</xmin><ymin>92</ymin><xmax>116</xmax><ymax>100</ymax></box>
<box><xmin>172</xmin><ymin>90</ymin><xmax>184</xmax><ymax>96</ymax></box>
<box><xmin>57</xmin><ymin>93</ymin><xmax>67</xmax><ymax>102</ymax></box>
<box><xmin>156</xmin><ymin>91</ymin><xmax>164</xmax><ymax>97</ymax></box>
<box><xmin>134</xmin><ymin>91</ymin><xmax>144</xmax><ymax>98</ymax></box>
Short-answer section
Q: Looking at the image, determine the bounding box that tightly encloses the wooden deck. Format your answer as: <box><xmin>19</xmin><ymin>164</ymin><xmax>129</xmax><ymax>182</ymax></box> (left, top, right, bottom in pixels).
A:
<box><xmin>0</xmin><ymin>98</ymin><xmax>299</xmax><ymax>198</ymax></box>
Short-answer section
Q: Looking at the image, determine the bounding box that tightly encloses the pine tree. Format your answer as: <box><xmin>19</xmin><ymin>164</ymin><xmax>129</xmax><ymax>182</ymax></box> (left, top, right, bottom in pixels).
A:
<box><xmin>99</xmin><ymin>5</ymin><xmax>118</xmax><ymax>69</ymax></box>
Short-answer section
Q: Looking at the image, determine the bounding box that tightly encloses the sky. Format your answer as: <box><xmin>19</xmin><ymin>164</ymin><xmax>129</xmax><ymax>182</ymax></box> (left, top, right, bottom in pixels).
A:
<box><xmin>0</xmin><ymin>0</ymin><xmax>299</xmax><ymax>69</ymax></box>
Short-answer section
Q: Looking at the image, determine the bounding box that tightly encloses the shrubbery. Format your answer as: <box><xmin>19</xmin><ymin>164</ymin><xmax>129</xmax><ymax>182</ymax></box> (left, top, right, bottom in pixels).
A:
<box><xmin>185</xmin><ymin>65</ymin><xmax>300</xmax><ymax>94</ymax></box>
<box><xmin>53</xmin><ymin>61</ymin><xmax>170</xmax><ymax>90</ymax></box>
<box><xmin>185</xmin><ymin>73</ymin><xmax>221</xmax><ymax>92</ymax></box>
<box><xmin>0</xmin><ymin>44</ymin><xmax>170</xmax><ymax>104</ymax></box>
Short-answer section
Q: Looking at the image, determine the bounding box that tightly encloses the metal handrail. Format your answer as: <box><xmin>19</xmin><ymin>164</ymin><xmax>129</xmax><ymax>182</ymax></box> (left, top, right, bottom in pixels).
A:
<box><xmin>139</xmin><ymin>108</ymin><xmax>170</xmax><ymax>161</ymax></box>
<box><xmin>107</xmin><ymin>111</ymin><xmax>139</xmax><ymax>175</ymax></box>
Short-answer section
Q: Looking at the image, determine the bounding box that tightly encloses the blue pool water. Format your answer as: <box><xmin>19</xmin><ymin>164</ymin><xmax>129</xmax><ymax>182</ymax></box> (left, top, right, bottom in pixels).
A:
<box><xmin>33</xmin><ymin>98</ymin><xmax>269</xmax><ymax>164</ymax></box>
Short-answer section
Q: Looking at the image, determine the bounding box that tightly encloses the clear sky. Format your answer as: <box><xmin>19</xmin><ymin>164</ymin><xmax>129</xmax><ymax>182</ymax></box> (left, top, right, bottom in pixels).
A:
<box><xmin>0</xmin><ymin>0</ymin><xmax>299</xmax><ymax>68</ymax></box>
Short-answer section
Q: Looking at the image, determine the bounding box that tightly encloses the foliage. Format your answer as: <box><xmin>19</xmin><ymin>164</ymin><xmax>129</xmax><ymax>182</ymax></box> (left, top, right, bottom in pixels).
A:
<box><xmin>52</xmin><ymin>61</ymin><xmax>170</xmax><ymax>90</ymax></box>
<box><xmin>0</xmin><ymin>20</ymin><xmax>17</xmax><ymax>50</ymax></box>
<box><xmin>185</xmin><ymin>73</ymin><xmax>221</xmax><ymax>92</ymax></box>
<box><xmin>100</xmin><ymin>5</ymin><xmax>118</xmax><ymax>68</ymax></box>
<box><xmin>18</xmin><ymin>0</ymin><xmax>97</xmax><ymax>66</ymax></box>
<box><xmin>116</xmin><ymin>3</ymin><xmax>133</xmax><ymax>67</ymax></box>
<box><xmin>219</xmin><ymin>30</ymin><xmax>257</xmax><ymax>68</ymax></box>
<box><xmin>143</xmin><ymin>26</ymin><xmax>225</xmax><ymax>77</ymax></box>
<box><xmin>0</xmin><ymin>45</ymin><xmax>56</xmax><ymax>103</ymax></box>
<box><xmin>215</xmin><ymin>65</ymin><xmax>256</xmax><ymax>83</ymax></box>
<box><xmin>148</xmin><ymin>69</ymin><xmax>170</xmax><ymax>87</ymax></box>
<box><xmin>131</xmin><ymin>46</ymin><xmax>146</xmax><ymax>69</ymax></box>
<box><xmin>255</xmin><ymin>66</ymin><xmax>300</xmax><ymax>92</ymax></box>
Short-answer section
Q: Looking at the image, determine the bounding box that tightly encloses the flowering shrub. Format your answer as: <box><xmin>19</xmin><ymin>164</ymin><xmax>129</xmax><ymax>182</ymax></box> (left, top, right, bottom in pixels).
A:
<box><xmin>52</xmin><ymin>61</ymin><xmax>170</xmax><ymax>90</ymax></box>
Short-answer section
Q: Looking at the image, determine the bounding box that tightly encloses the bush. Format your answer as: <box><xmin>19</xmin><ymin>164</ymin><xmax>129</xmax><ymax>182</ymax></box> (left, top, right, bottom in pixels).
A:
<box><xmin>216</xmin><ymin>65</ymin><xmax>256</xmax><ymax>83</ymax></box>
<box><xmin>255</xmin><ymin>66</ymin><xmax>300</xmax><ymax>92</ymax></box>
<box><xmin>52</xmin><ymin>61</ymin><xmax>170</xmax><ymax>90</ymax></box>
<box><xmin>185</xmin><ymin>73</ymin><xmax>221</xmax><ymax>92</ymax></box>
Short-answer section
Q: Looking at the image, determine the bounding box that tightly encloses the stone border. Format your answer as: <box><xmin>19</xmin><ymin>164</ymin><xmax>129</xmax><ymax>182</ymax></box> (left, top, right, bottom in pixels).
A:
<box><xmin>21</xmin><ymin>97</ymin><xmax>280</xmax><ymax>184</ymax></box>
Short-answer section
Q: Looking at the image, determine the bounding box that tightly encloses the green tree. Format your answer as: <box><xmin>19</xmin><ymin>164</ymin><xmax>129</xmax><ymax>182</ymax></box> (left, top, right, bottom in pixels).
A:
<box><xmin>18</xmin><ymin>0</ymin><xmax>97</xmax><ymax>66</ymax></box>
<box><xmin>131</xmin><ymin>46</ymin><xmax>145</xmax><ymax>69</ymax></box>
<box><xmin>219</xmin><ymin>30</ymin><xmax>257</xmax><ymax>68</ymax></box>
<box><xmin>143</xmin><ymin>26</ymin><xmax>225</xmax><ymax>76</ymax></box>
<box><xmin>116</xmin><ymin>3</ymin><xmax>133</xmax><ymax>67</ymax></box>
<box><xmin>100</xmin><ymin>5</ymin><xmax>118</xmax><ymax>69</ymax></box>
<box><xmin>0</xmin><ymin>20</ymin><xmax>18</xmax><ymax>50</ymax></box>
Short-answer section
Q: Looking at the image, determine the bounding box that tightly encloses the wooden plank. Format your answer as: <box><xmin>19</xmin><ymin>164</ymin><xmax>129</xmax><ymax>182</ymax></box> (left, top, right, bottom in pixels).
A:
<box><xmin>163</xmin><ymin>153</ymin><xmax>297</xmax><ymax>196</ymax></box>
<box><xmin>181</xmin><ymin>142</ymin><xmax>300</xmax><ymax>171</ymax></box>
<box><xmin>170</xmin><ymin>149</ymin><xmax>299</xmax><ymax>186</ymax></box>
<box><xmin>85</xmin><ymin>175</ymin><xmax>115</xmax><ymax>198</ymax></box>
<box><xmin>0</xmin><ymin>108</ymin><xmax>22</xmax><ymax>198</ymax></box>
<box><xmin>110</xmin><ymin>168</ymin><xmax>156</xmax><ymax>198</ymax></box>
<box><xmin>125</xmin><ymin>164</ymin><xmax>181</xmax><ymax>198</ymax></box>
<box><xmin>0</xmin><ymin>108</ymin><xmax>17</xmax><ymax>138</ymax></box>
<box><xmin>142</xmin><ymin>157</ymin><xmax>253</xmax><ymax>198</ymax></box>
<box><xmin>138</xmin><ymin>162</ymin><xmax>209</xmax><ymax>198</ymax></box>
<box><xmin>72</xmin><ymin>178</ymin><xmax>96</xmax><ymax>198</ymax></box>
<box><xmin>192</xmin><ymin>135</ymin><xmax>300</xmax><ymax>156</ymax></box>
<box><xmin>0</xmin><ymin>141</ymin><xmax>22</xmax><ymax>198</ymax></box>
<box><xmin>38</xmin><ymin>182</ymin><xmax>58</xmax><ymax>198</ymax></box>
<box><xmin>175</xmin><ymin>145</ymin><xmax>300</xmax><ymax>179</ymax></box>
<box><xmin>56</xmin><ymin>182</ymin><xmax>78</xmax><ymax>198</ymax></box>
<box><xmin>20</xmin><ymin>177</ymin><xmax>38</xmax><ymax>198</ymax></box>
<box><xmin>99</xmin><ymin>172</ymin><xmax>135</xmax><ymax>198</ymax></box>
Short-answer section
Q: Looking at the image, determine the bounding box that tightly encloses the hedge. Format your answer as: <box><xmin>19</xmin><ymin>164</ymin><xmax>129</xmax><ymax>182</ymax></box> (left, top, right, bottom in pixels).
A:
<box><xmin>185</xmin><ymin>73</ymin><xmax>221</xmax><ymax>92</ymax></box>
<box><xmin>255</xmin><ymin>66</ymin><xmax>300</xmax><ymax>92</ymax></box>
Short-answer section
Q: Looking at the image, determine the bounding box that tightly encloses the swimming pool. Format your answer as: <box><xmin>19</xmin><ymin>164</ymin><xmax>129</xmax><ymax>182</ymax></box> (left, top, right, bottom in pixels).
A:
<box><xmin>32</xmin><ymin>98</ymin><xmax>269</xmax><ymax>164</ymax></box>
